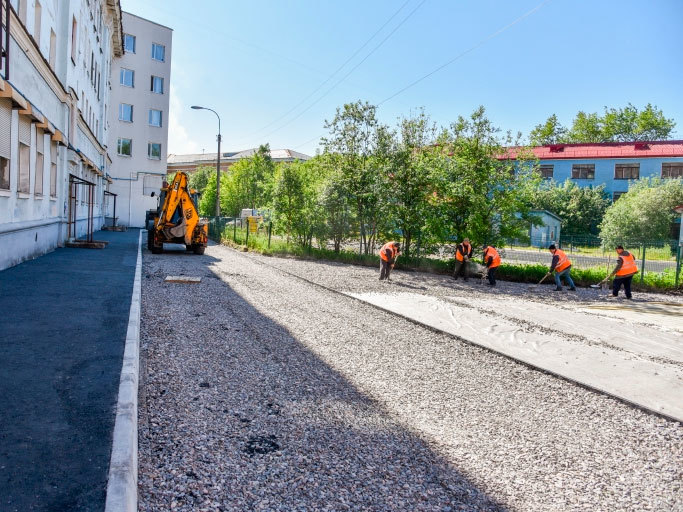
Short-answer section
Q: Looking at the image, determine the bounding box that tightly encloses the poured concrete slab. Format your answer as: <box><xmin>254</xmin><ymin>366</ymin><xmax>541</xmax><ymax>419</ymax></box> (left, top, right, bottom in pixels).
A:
<box><xmin>347</xmin><ymin>291</ymin><xmax>683</xmax><ymax>422</ymax></box>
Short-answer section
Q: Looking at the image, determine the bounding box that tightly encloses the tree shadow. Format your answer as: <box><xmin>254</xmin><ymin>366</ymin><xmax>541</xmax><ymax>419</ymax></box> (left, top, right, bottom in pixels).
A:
<box><xmin>138</xmin><ymin>249</ymin><xmax>508</xmax><ymax>511</ymax></box>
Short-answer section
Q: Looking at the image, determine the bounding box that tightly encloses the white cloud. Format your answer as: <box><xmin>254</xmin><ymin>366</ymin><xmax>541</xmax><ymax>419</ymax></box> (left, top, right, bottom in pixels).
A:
<box><xmin>168</xmin><ymin>87</ymin><xmax>200</xmax><ymax>155</ymax></box>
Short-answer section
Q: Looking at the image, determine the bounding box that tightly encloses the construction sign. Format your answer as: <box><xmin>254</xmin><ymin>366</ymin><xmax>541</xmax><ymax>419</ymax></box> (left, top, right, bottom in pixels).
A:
<box><xmin>247</xmin><ymin>216</ymin><xmax>261</xmax><ymax>233</ymax></box>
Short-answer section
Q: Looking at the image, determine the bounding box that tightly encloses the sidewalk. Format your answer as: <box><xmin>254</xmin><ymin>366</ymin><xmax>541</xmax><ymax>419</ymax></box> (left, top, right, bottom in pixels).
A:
<box><xmin>0</xmin><ymin>229</ymin><xmax>140</xmax><ymax>511</ymax></box>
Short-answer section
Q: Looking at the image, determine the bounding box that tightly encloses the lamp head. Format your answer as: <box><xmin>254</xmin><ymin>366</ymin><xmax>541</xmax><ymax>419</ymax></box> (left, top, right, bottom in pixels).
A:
<box><xmin>191</xmin><ymin>105</ymin><xmax>204</xmax><ymax>110</ymax></box>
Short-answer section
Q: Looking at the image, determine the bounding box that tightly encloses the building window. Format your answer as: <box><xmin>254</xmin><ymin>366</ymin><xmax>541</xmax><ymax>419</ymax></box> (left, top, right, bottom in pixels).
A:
<box><xmin>148</xmin><ymin>143</ymin><xmax>162</xmax><ymax>160</ymax></box>
<box><xmin>0</xmin><ymin>98</ymin><xmax>10</xmax><ymax>190</ymax></box>
<box><xmin>120</xmin><ymin>68</ymin><xmax>135</xmax><ymax>87</ymax></box>
<box><xmin>662</xmin><ymin>163</ymin><xmax>683</xmax><ymax>179</ymax></box>
<box><xmin>71</xmin><ymin>16</ymin><xmax>78</xmax><ymax>63</ymax></box>
<box><xmin>539</xmin><ymin>164</ymin><xmax>553</xmax><ymax>179</ymax></box>
<box><xmin>124</xmin><ymin>33</ymin><xmax>136</xmax><ymax>53</ymax></box>
<box><xmin>50</xmin><ymin>142</ymin><xmax>57</xmax><ymax>197</ymax></box>
<box><xmin>119</xmin><ymin>103</ymin><xmax>134</xmax><ymax>122</ymax></box>
<box><xmin>49</xmin><ymin>29</ymin><xmax>57</xmax><ymax>68</ymax></box>
<box><xmin>612</xmin><ymin>191</ymin><xmax>625</xmax><ymax>201</ymax></box>
<box><xmin>615</xmin><ymin>163</ymin><xmax>639</xmax><ymax>180</ymax></box>
<box><xmin>151</xmin><ymin>43</ymin><xmax>165</xmax><ymax>62</ymax></box>
<box><xmin>571</xmin><ymin>164</ymin><xmax>595</xmax><ymax>180</ymax></box>
<box><xmin>150</xmin><ymin>76</ymin><xmax>164</xmax><ymax>94</ymax></box>
<box><xmin>33</xmin><ymin>1</ymin><xmax>42</xmax><ymax>47</ymax></box>
<box><xmin>35</xmin><ymin>129</ymin><xmax>44</xmax><ymax>195</ymax></box>
<box><xmin>117</xmin><ymin>138</ymin><xmax>132</xmax><ymax>156</ymax></box>
<box><xmin>149</xmin><ymin>109</ymin><xmax>162</xmax><ymax>127</ymax></box>
<box><xmin>18</xmin><ymin>116</ymin><xmax>31</xmax><ymax>193</ymax></box>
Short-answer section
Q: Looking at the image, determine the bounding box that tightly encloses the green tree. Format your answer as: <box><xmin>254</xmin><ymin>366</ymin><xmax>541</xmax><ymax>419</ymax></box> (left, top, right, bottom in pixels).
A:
<box><xmin>601</xmin><ymin>103</ymin><xmax>676</xmax><ymax>142</ymax></box>
<box><xmin>188</xmin><ymin>166</ymin><xmax>213</xmax><ymax>195</ymax></box>
<box><xmin>599</xmin><ymin>178</ymin><xmax>683</xmax><ymax>245</ymax></box>
<box><xmin>384</xmin><ymin>109</ymin><xmax>436</xmax><ymax>256</ymax></box>
<box><xmin>319</xmin><ymin>159</ymin><xmax>353</xmax><ymax>252</ymax></box>
<box><xmin>565</xmin><ymin>111</ymin><xmax>603</xmax><ymax>143</ymax></box>
<box><xmin>431</xmin><ymin>106</ymin><xmax>540</xmax><ymax>248</ymax></box>
<box><xmin>321</xmin><ymin>101</ymin><xmax>388</xmax><ymax>254</ymax></box>
<box><xmin>272</xmin><ymin>160</ymin><xmax>325</xmax><ymax>247</ymax></box>
<box><xmin>532</xmin><ymin>180</ymin><xmax>610</xmax><ymax>236</ymax></box>
<box><xmin>529</xmin><ymin>114</ymin><xmax>567</xmax><ymax>145</ymax></box>
<box><xmin>198</xmin><ymin>172</ymin><xmax>230</xmax><ymax>217</ymax></box>
<box><xmin>221</xmin><ymin>144</ymin><xmax>276</xmax><ymax>216</ymax></box>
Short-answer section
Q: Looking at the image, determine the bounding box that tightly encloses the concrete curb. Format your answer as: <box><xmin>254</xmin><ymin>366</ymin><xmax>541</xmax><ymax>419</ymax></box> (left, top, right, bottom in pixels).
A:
<box><xmin>105</xmin><ymin>230</ymin><xmax>142</xmax><ymax>512</ymax></box>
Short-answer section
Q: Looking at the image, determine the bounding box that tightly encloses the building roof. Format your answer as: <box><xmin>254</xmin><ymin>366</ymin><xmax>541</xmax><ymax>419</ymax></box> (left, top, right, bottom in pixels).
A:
<box><xmin>501</xmin><ymin>140</ymin><xmax>683</xmax><ymax>160</ymax></box>
<box><xmin>167</xmin><ymin>148</ymin><xmax>311</xmax><ymax>165</ymax></box>
<box><xmin>530</xmin><ymin>209</ymin><xmax>563</xmax><ymax>222</ymax></box>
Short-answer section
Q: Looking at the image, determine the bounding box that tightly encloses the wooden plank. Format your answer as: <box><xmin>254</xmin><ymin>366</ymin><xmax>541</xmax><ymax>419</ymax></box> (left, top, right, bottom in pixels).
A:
<box><xmin>164</xmin><ymin>276</ymin><xmax>202</xmax><ymax>284</ymax></box>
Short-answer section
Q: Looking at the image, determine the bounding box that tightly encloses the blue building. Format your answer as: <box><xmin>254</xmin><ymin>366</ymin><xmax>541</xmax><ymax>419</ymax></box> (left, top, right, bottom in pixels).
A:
<box><xmin>506</xmin><ymin>141</ymin><xmax>683</xmax><ymax>200</ymax></box>
<box><xmin>529</xmin><ymin>210</ymin><xmax>562</xmax><ymax>247</ymax></box>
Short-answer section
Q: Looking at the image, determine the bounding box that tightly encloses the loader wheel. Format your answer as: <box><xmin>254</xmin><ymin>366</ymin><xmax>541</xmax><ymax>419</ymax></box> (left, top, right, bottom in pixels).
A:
<box><xmin>193</xmin><ymin>244</ymin><xmax>206</xmax><ymax>255</ymax></box>
<box><xmin>148</xmin><ymin>230</ymin><xmax>163</xmax><ymax>254</ymax></box>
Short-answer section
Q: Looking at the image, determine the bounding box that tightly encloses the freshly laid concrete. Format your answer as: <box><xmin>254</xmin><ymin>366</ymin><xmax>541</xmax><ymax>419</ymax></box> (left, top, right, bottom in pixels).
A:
<box><xmin>0</xmin><ymin>229</ymin><xmax>140</xmax><ymax>512</ymax></box>
<box><xmin>348</xmin><ymin>291</ymin><xmax>683</xmax><ymax>421</ymax></box>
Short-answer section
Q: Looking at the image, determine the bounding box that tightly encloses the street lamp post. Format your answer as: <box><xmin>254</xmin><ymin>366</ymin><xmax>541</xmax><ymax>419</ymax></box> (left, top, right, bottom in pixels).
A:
<box><xmin>191</xmin><ymin>105</ymin><xmax>222</xmax><ymax>217</ymax></box>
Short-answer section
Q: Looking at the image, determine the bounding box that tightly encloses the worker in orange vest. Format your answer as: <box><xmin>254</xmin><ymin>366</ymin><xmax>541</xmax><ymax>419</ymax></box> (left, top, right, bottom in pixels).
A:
<box><xmin>379</xmin><ymin>241</ymin><xmax>401</xmax><ymax>281</ymax></box>
<box><xmin>453</xmin><ymin>238</ymin><xmax>473</xmax><ymax>281</ymax></box>
<box><xmin>548</xmin><ymin>244</ymin><xmax>576</xmax><ymax>291</ymax></box>
<box><xmin>603</xmin><ymin>245</ymin><xmax>638</xmax><ymax>299</ymax></box>
<box><xmin>483</xmin><ymin>245</ymin><xmax>501</xmax><ymax>286</ymax></box>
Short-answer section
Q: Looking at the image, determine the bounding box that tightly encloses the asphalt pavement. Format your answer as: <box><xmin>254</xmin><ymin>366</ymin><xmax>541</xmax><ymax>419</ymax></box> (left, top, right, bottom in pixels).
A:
<box><xmin>0</xmin><ymin>229</ymin><xmax>139</xmax><ymax>511</ymax></box>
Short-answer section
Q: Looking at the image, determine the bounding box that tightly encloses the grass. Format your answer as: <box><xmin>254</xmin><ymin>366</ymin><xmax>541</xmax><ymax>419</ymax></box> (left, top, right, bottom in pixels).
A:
<box><xmin>214</xmin><ymin>227</ymin><xmax>681</xmax><ymax>293</ymax></box>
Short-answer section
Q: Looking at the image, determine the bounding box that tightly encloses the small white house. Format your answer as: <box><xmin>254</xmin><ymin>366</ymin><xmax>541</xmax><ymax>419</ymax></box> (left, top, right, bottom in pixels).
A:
<box><xmin>529</xmin><ymin>210</ymin><xmax>562</xmax><ymax>248</ymax></box>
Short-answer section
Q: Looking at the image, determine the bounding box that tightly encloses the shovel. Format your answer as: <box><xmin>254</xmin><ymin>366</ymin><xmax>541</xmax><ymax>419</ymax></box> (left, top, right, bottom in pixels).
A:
<box><xmin>529</xmin><ymin>272</ymin><xmax>551</xmax><ymax>290</ymax></box>
<box><xmin>590</xmin><ymin>277</ymin><xmax>609</xmax><ymax>290</ymax></box>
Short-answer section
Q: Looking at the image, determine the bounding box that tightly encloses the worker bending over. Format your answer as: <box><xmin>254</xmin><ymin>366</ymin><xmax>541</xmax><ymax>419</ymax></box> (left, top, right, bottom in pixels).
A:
<box><xmin>453</xmin><ymin>238</ymin><xmax>473</xmax><ymax>281</ymax></box>
<box><xmin>379</xmin><ymin>241</ymin><xmax>401</xmax><ymax>281</ymax></box>
<box><xmin>548</xmin><ymin>244</ymin><xmax>576</xmax><ymax>291</ymax></box>
<box><xmin>483</xmin><ymin>245</ymin><xmax>501</xmax><ymax>286</ymax></box>
<box><xmin>606</xmin><ymin>245</ymin><xmax>638</xmax><ymax>299</ymax></box>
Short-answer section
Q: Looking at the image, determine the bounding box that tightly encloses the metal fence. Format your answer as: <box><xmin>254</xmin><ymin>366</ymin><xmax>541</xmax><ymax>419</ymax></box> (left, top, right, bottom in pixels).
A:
<box><xmin>503</xmin><ymin>236</ymin><xmax>682</xmax><ymax>285</ymax></box>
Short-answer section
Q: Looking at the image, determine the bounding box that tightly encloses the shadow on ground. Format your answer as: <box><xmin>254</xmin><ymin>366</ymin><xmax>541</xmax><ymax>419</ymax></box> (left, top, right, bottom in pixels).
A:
<box><xmin>138</xmin><ymin>247</ymin><xmax>507</xmax><ymax>511</ymax></box>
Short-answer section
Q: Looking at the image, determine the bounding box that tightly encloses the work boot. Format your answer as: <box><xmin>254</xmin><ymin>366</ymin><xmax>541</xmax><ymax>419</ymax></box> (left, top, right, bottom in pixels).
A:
<box><xmin>554</xmin><ymin>287</ymin><xmax>563</xmax><ymax>291</ymax></box>
<box><xmin>569</xmin><ymin>287</ymin><xmax>577</xmax><ymax>291</ymax></box>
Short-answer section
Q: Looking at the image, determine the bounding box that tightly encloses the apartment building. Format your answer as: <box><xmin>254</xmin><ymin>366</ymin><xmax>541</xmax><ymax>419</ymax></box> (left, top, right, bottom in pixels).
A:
<box><xmin>0</xmin><ymin>0</ymin><xmax>123</xmax><ymax>270</ymax></box>
<box><xmin>107</xmin><ymin>12</ymin><xmax>171</xmax><ymax>228</ymax></box>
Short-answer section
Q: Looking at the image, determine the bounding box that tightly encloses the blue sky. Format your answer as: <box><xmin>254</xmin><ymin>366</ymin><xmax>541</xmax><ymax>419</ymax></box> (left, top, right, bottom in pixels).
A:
<box><xmin>120</xmin><ymin>0</ymin><xmax>683</xmax><ymax>157</ymax></box>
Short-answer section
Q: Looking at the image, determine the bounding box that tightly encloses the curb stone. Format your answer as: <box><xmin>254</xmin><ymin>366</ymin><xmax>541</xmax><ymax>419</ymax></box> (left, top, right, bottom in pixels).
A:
<box><xmin>105</xmin><ymin>230</ymin><xmax>142</xmax><ymax>512</ymax></box>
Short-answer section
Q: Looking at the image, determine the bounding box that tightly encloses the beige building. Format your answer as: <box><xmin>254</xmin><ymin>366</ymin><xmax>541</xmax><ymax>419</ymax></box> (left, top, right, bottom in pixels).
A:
<box><xmin>167</xmin><ymin>148</ymin><xmax>311</xmax><ymax>174</ymax></box>
<box><xmin>0</xmin><ymin>0</ymin><xmax>123</xmax><ymax>270</ymax></box>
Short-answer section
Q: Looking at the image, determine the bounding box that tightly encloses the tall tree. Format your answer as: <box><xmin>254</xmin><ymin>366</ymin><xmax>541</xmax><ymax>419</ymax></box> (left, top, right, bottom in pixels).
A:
<box><xmin>385</xmin><ymin>109</ymin><xmax>437</xmax><ymax>256</ymax></box>
<box><xmin>431</xmin><ymin>107</ymin><xmax>540</xmax><ymax>248</ymax></box>
<box><xmin>531</xmin><ymin>180</ymin><xmax>610</xmax><ymax>236</ymax></box>
<box><xmin>529</xmin><ymin>114</ymin><xmax>567</xmax><ymax>146</ymax></box>
<box><xmin>599</xmin><ymin>178</ymin><xmax>683</xmax><ymax>245</ymax></box>
<box><xmin>321</xmin><ymin>101</ymin><xmax>387</xmax><ymax>254</ymax></box>
<box><xmin>188</xmin><ymin>165</ymin><xmax>212</xmax><ymax>195</ymax></box>
<box><xmin>601</xmin><ymin>103</ymin><xmax>676</xmax><ymax>142</ymax></box>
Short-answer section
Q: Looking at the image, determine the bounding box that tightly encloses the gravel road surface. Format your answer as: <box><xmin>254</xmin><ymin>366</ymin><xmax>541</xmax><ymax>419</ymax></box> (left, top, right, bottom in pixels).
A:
<box><xmin>139</xmin><ymin>244</ymin><xmax>682</xmax><ymax>511</ymax></box>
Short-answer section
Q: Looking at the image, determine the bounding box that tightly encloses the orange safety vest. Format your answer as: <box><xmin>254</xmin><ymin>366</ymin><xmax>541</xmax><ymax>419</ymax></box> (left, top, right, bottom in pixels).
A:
<box><xmin>553</xmin><ymin>248</ymin><xmax>571</xmax><ymax>273</ymax></box>
<box><xmin>484</xmin><ymin>246</ymin><xmax>501</xmax><ymax>268</ymax></box>
<box><xmin>380</xmin><ymin>242</ymin><xmax>398</xmax><ymax>262</ymax></box>
<box><xmin>455</xmin><ymin>242</ymin><xmax>472</xmax><ymax>262</ymax></box>
<box><xmin>616</xmin><ymin>251</ymin><xmax>638</xmax><ymax>277</ymax></box>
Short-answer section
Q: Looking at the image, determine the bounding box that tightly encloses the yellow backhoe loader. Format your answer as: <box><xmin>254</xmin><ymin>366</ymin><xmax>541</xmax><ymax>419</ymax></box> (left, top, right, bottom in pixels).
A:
<box><xmin>147</xmin><ymin>172</ymin><xmax>208</xmax><ymax>254</ymax></box>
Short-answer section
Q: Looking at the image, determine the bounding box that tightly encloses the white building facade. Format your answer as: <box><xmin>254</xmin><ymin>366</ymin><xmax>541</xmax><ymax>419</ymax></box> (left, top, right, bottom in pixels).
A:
<box><xmin>0</xmin><ymin>0</ymin><xmax>123</xmax><ymax>270</ymax></box>
<box><xmin>107</xmin><ymin>12</ymin><xmax>171</xmax><ymax>228</ymax></box>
